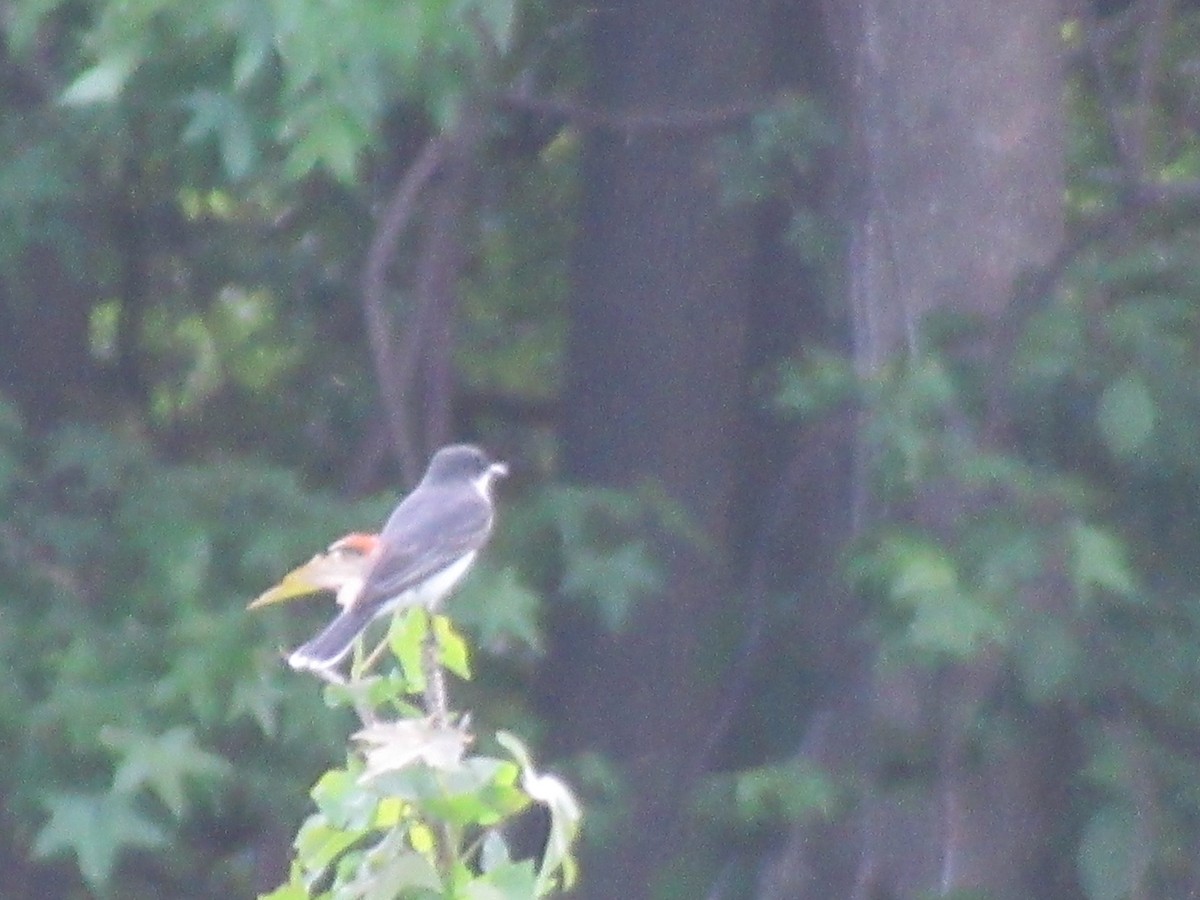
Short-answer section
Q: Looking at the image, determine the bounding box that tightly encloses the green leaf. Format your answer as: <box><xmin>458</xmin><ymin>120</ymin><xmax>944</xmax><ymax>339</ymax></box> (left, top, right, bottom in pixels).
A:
<box><xmin>344</xmin><ymin>840</ymin><xmax>442</xmax><ymax>897</ymax></box>
<box><xmin>434</xmin><ymin>615</ymin><xmax>472</xmax><ymax>679</ymax></box>
<box><xmin>890</xmin><ymin>543</ymin><xmax>957</xmax><ymax>598</ymax></box>
<box><xmin>1013</xmin><ymin>301</ymin><xmax>1084</xmax><ymax>386</ymax></box>
<box><xmin>387</xmin><ymin>607</ymin><xmax>430</xmax><ymax>691</ymax></box>
<box><xmin>561</xmin><ymin>542</ymin><xmax>661</xmax><ymax>631</ymax></box>
<box><xmin>906</xmin><ymin>590</ymin><xmax>1005</xmax><ymax>659</ymax></box>
<box><xmin>232</xmin><ymin>22</ymin><xmax>273</xmax><ymax>87</ymax></box>
<box><xmin>463</xmin><ymin>859</ymin><xmax>540</xmax><ymax>899</ymax></box>
<box><xmin>1013</xmin><ymin>617</ymin><xmax>1080</xmax><ymax>703</ymax></box>
<box><xmin>1096</xmin><ymin>373</ymin><xmax>1156</xmax><ymax>458</ymax></box>
<box><xmin>541</xmin><ymin>485</ymin><xmax>668</xmax><ymax>630</ymax></box>
<box><xmin>34</xmin><ymin>791</ymin><xmax>167</xmax><ymax>890</ymax></box>
<box><xmin>282</xmin><ymin>104</ymin><xmax>369</xmax><ymax>183</ymax></box>
<box><xmin>292</xmin><ymin>814</ymin><xmax>366</xmax><ymax>888</ymax></box>
<box><xmin>182</xmin><ymin>91</ymin><xmax>258</xmax><ymax>180</ymax></box>
<box><xmin>228</xmin><ymin>665</ymin><xmax>287</xmax><ymax>736</ymax></box>
<box><xmin>60</xmin><ymin>54</ymin><xmax>138</xmax><ymax>105</ymax></box>
<box><xmin>153</xmin><ymin>527</ymin><xmax>213</xmax><ymax>600</ymax></box>
<box><xmin>258</xmin><ymin>882</ymin><xmax>309</xmax><ymax>900</ymax></box>
<box><xmin>877</xmin><ymin>535</ymin><xmax>1006</xmax><ymax>658</ymax></box>
<box><xmin>1071</xmin><ymin>523</ymin><xmax>1137</xmax><ymax>603</ymax></box>
<box><xmin>1077</xmin><ymin>804</ymin><xmax>1140</xmax><ymax>900</ymax></box>
<box><xmin>773</xmin><ymin>351</ymin><xmax>856</xmax><ymax>418</ymax></box>
<box><xmin>102</xmin><ymin>726</ymin><xmax>230</xmax><ymax>818</ymax></box>
<box><xmin>731</xmin><ymin>761</ymin><xmax>839</xmax><ymax>824</ymax></box>
<box><xmin>310</xmin><ymin>764</ymin><xmax>377</xmax><ymax>831</ymax></box>
<box><xmin>370</xmin><ymin>756</ymin><xmax>527</xmax><ymax>829</ymax></box>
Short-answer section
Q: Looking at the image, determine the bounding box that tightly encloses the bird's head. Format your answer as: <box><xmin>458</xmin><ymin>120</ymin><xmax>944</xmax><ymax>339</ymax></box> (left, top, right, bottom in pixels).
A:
<box><xmin>424</xmin><ymin>444</ymin><xmax>508</xmax><ymax>495</ymax></box>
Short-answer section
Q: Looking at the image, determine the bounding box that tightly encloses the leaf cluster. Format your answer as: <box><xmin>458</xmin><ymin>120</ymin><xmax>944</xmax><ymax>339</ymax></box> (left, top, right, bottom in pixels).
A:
<box><xmin>264</xmin><ymin>610</ymin><xmax>580</xmax><ymax>900</ymax></box>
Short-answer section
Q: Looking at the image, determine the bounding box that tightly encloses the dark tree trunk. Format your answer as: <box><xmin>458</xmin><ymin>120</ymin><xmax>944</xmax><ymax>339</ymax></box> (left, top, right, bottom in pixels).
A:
<box><xmin>546</xmin><ymin>0</ymin><xmax>762</xmax><ymax>895</ymax></box>
<box><xmin>0</xmin><ymin>244</ymin><xmax>94</xmax><ymax>429</ymax></box>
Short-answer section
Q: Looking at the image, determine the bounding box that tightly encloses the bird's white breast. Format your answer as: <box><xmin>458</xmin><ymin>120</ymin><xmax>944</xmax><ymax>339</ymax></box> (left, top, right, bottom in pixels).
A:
<box><xmin>405</xmin><ymin>550</ymin><xmax>478</xmax><ymax>610</ymax></box>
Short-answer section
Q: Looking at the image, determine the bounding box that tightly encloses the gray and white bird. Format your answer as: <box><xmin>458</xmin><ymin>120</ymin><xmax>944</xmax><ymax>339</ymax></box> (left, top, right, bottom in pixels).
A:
<box><xmin>287</xmin><ymin>444</ymin><xmax>507</xmax><ymax>673</ymax></box>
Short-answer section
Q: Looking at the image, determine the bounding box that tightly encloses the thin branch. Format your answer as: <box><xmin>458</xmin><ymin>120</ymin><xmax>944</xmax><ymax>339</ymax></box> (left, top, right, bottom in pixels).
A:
<box><xmin>498</xmin><ymin>91</ymin><xmax>760</xmax><ymax>136</ymax></box>
<box><xmin>404</xmin><ymin>99</ymin><xmax>488</xmax><ymax>462</ymax></box>
<box><xmin>422</xmin><ymin>631</ymin><xmax>449</xmax><ymax>727</ymax></box>
<box><xmin>360</xmin><ymin>136</ymin><xmax>448</xmax><ymax>485</ymax></box>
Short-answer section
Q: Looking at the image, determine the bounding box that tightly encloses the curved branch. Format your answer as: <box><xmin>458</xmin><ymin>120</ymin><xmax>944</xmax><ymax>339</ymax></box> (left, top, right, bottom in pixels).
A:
<box><xmin>413</xmin><ymin>163</ymin><xmax>470</xmax><ymax>456</ymax></box>
<box><xmin>360</xmin><ymin>136</ymin><xmax>448</xmax><ymax>484</ymax></box>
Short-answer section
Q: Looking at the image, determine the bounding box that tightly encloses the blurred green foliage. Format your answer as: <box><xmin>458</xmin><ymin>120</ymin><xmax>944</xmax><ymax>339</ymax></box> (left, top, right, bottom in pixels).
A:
<box><xmin>0</xmin><ymin>407</ymin><xmax>388</xmax><ymax>895</ymax></box>
<box><xmin>10</xmin><ymin>0</ymin><xmax>1200</xmax><ymax>896</ymax></box>
<box><xmin>0</xmin><ymin>0</ymin><xmax>583</xmax><ymax>892</ymax></box>
<box><xmin>262</xmin><ymin>611</ymin><xmax>579</xmax><ymax>899</ymax></box>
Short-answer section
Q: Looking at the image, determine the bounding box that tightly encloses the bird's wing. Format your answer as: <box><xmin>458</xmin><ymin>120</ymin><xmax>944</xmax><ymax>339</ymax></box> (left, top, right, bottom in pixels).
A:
<box><xmin>351</xmin><ymin>487</ymin><xmax>492</xmax><ymax>609</ymax></box>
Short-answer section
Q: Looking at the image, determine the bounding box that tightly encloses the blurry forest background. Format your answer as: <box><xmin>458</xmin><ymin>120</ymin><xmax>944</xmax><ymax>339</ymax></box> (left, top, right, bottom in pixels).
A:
<box><xmin>3</xmin><ymin>0</ymin><xmax>1200</xmax><ymax>897</ymax></box>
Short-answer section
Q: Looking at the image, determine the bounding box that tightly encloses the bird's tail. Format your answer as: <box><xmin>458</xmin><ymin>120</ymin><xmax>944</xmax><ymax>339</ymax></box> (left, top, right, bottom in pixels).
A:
<box><xmin>288</xmin><ymin>604</ymin><xmax>376</xmax><ymax>672</ymax></box>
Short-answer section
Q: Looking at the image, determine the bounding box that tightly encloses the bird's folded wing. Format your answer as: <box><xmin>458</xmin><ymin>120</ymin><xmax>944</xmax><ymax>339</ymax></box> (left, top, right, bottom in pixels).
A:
<box><xmin>352</xmin><ymin>488</ymin><xmax>492</xmax><ymax>608</ymax></box>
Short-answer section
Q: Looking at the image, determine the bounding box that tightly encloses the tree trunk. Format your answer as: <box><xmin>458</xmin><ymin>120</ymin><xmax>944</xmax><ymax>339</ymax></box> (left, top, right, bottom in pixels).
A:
<box><xmin>838</xmin><ymin>0</ymin><xmax>1064</xmax><ymax>371</ymax></box>
<box><xmin>762</xmin><ymin>0</ymin><xmax>1071</xmax><ymax>897</ymax></box>
<box><xmin>546</xmin><ymin>0</ymin><xmax>761</xmax><ymax>895</ymax></box>
<box><xmin>0</xmin><ymin>243</ymin><xmax>94</xmax><ymax>429</ymax></box>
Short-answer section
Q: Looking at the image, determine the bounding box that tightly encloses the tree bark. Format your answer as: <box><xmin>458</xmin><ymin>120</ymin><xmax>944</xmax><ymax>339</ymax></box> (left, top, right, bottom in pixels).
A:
<box><xmin>839</xmin><ymin>0</ymin><xmax>1064</xmax><ymax>372</ymax></box>
<box><xmin>0</xmin><ymin>243</ymin><xmax>94</xmax><ymax>429</ymax></box>
<box><xmin>763</xmin><ymin>1</ymin><xmax>1072</xmax><ymax>897</ymax></box>
<box><xmin>546</xmin><ymin>0</ymin><xmax>761</xmax><ymax>895</ymax></box>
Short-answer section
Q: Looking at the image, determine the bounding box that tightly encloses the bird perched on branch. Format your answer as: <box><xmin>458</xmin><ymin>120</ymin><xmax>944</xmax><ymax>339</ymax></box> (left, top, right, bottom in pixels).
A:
<box><xmin>286</xmin><ymin>444</ymin><xmax>508</xmax><ymax>674</ymax></box>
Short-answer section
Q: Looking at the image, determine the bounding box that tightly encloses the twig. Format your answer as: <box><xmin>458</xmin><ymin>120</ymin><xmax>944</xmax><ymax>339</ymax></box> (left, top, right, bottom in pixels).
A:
<box><xmin>358</xmin><ymin>633</ymin><xmax>391</xmax><ymax>675</ymax></box>
<box><xmin>418</xmin><ymin>620</ymin><xmax>454</xmax><ymax>872</ymax></box>
<box><xmin>422</xmin><ymin>629</ymin><xmax>449</xmax><ymax>728</ymax></box>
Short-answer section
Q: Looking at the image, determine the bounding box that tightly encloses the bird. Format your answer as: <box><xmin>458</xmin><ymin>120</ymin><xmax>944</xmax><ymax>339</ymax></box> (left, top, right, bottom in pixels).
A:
<box><xmin>287</xmin><ymin>444</ymin><xmax>508</xmax><ymax>673</ymax></box>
